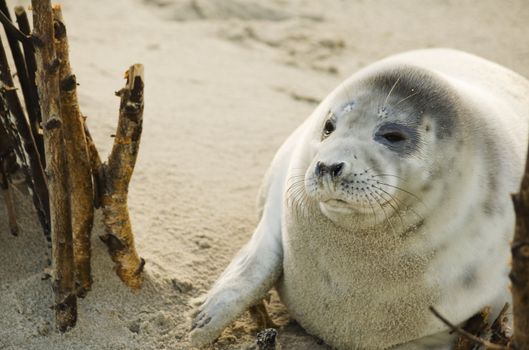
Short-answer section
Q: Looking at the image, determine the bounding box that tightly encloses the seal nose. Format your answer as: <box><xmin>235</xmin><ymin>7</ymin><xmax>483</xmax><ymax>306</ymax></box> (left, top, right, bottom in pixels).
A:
<box><xmin>315</xmin><ymin>162</ymin><xmax>345</xmax><ymax>178</ymax></box>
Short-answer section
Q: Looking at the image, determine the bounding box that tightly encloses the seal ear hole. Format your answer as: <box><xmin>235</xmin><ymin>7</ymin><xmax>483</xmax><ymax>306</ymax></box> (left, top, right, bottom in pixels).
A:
<box><xmin>425</xmin><ymin>123</ymin><xmax>431</xmax><ymax>132</ymax></box>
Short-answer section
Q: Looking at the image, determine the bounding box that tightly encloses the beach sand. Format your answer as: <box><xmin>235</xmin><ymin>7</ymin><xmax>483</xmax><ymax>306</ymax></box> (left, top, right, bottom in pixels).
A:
<box><xmin>1</xmin><ymin>0</ymin><xmax>528</xmax><ymax>349</ymax></box>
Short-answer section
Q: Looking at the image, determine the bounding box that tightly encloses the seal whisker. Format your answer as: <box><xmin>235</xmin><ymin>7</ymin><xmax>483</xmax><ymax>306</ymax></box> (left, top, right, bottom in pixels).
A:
<box><xmin>288</xmin><ymin>184</ymin><xmax>306</xmax><ymax>207</ymax></box>
<box><xmin>288</xmin><ymin>186</ymin><xmax>305</xmax><ymax>204</ymax></box>
<box><xmin>362</xmin><ymin>188</ymin><xmax>378</xmax><ymax>228</ymax></box>
<box><xmin>286</xmin><ymin>178</ymin><xmax>304</xmax><ymax>196</ymax></box>
<box><xmin>370</xmin><ymin>191</ymin><xmax>398</xmax><ymax>238</ymax></box>
<box><xmin>286</xmin><ymin>177</ymin><xmax>305</xmax><ymax>186</ymax></box>
<box><xmin>286</xmin><ymin>179</ymin><xmax>306</xmax><ymax>194</ymax></box>
<box><xmin>287</xmin><ymin>175</ymin><xmax>317</xmax><ymax>220</ymax></box>
<box><xmin>288</xmin><ymin>174</ymin><xmax>307</xmax><ymax>179</ymax></box>
<box><xmin>395</xmin><ymin>90</ymin><xmax>419</xmax><ymax>106</ymax></box>
<box><xmin>373</xmin><ymin>184</ymin><xmax>424</xmax><ymax>222</ymax></box>
<box><xmin>371</xmin><ymin>173</ymin><xmax>412</xmax><ymax>187</ymax></box>
<box><xmin>373</xmin><ymin>189</ymin><xmax>406</xmax><ymax>228</ymax></box>
<box><xmin>375</xmin><ymin>181</ymin><xmax>425</xmax><ymax>206</ymax></box>
<box><xmin>384</xmin><ymin>76</ymin><xmax>401</xmax><ymax>106</ymax></box>
<box><xmin>372</xmin><ymin>173</ymin><xmax>406</xmax><ymax>181</ymax></box>
<box><xmin>287</xmin><ymin>175</ymin><xmax>307</xmax><ymax>181</ymax></box>
<box><xmin>286</xmin><ymin>173</ymin><xmax>308</xmax><ymax>187</ymax></box>
<box><xmin>287</xmin><ymin>187</ymin><xmax>306</xmax><ymax>208</ymax></box>
<box><xmin>291</xmin><ymin>186</ymin><xmax>305</xmax><ymax>202</ymax></box>
<box><xmin>290</xmin><ymin>190</ymin><xmax>305</xmax><ymax>219</ymax></box>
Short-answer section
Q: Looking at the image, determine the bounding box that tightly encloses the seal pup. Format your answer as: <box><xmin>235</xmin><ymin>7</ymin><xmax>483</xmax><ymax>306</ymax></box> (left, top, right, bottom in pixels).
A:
<box><xmin>190</xmin><ymin>49</ymin><xmax>529</xmax><ymax>349</ymax></box>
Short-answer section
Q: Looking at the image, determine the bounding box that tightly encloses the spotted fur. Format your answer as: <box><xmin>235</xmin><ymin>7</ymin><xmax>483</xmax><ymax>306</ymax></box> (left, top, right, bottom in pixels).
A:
<box><xmin>190</xmin><ymin>49</ymin><xmax>529</xmax><ymax>349</ymax></box>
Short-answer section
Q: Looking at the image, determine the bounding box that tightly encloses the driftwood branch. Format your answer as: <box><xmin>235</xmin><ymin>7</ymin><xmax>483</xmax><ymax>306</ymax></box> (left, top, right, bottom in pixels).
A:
<box><xmin>32</xmin><ymin>0</ymin><xmax>76</xmax><ymax>332</ymax></box>
<box><xmin>0</xmin><ymin>0</ymin><xmax>145</xmax><ymax>331</ymax></box>
<box><xmin>0</xmin><ymin>1</ymin><xmax>39</xmax><ymax>154</ymax></box>
<box><xmin>453</xmin><ymin>307</ymin><xmax>490</xmax><ymax>350</ymax></box>
<box><xmin>99</xmin><ymin>64</ymin><xmax>145</xmax><ymax>290</ymax></box>
<box><xmin>510</xmin><ymin>138</ymin><xmax>529</xmax><ymax>348</ymax></box>
<box><xmin>0</xmin><ymin>131</ymin><xmax>17</xmax><ymax>236</ymax></box>
<box><xmin>0</xmin><ymin>167</ymin><xmax>17</xmax><ymax>235</ymax></box>
<box><xmin>0</xmin><ymin>2</ymin><xmax>31</xmax><ymax>45</ymax></box>
<box><xmin>429</xmin><ymin>306</ymin><xmax>507</xmax><ymax>350</ymax></box>
<box><xmin>0</xmin><ymin>33</ymin><xmax>50</xmax><ymax>240</ymax></box>
<box><xmin>83</xmin><ymin>124</ymin><xmax>103</xmax><ymax>209</ymax></box>
<box><xmin>256</xmin><ymin>328</ymin><xmax>280</xmax><ymax>350</ymax></box>
<box><xmin>490</xmin><ymin>303</ymin><xmax>511</xmax><ymax>347</ymax></box>
<box><xmin>52</xmin><ymin>5</ymin><xmax>94</xmax><ymax>298</ymax></box>
<box><xmin>15</xmin><ymin>5</ymin><xmax>44</xmax><ymax>162</ymax></box>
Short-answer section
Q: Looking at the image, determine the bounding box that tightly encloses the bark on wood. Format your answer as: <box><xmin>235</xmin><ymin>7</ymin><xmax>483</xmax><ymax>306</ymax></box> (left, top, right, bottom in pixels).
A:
<box><xmin>453</xmin><ymin>307</ymin><xmax>490</xmax><ymax>350</ymax></box>
<box><xmin>15</xmin><ymin>5</ymin><xmax>44</xmax><ymax>162</ymax></box>
<box><xmin>256</xmin><ymin>328</ymin><xmax>280</xmax><ymax>350</ymax></box>
<box><xmin>83</xmin><ymin>123</ymin><xmax>103</xmax><ymax>209</ymax></box>
<box><xmin>490</xmin><ymin>303</ymin><xmax>511</xmax><ymax>347</ymax></box>
<box><xmin>0</xmin><ymin>1</ymin><xmax>40</xmax><ymax>156</ymax></box>
<box><xmin>430</xmin><ymin>306</ymin><xmax>507</xmax><ymax>350</ymax></box>
<box><xmin>0</xmin><ymin>2</ymin><xmax>31</xmax><ymax>45</ymax></box>
<box><xmin>510</xmin><ymin>141</ymin><xmax>529</xmax><ymax>348</ymax></box>
<box><xmin>0</xmin><ymin>120</ymin><xmax>10</xmax><ymax>159</ymax></box>
<box><xmin>32</xmin><ymin>0</ymin><xmax>76</xmax><ymax>332</ymax></box>
<box><xmin>0</xmin><ymin>34</ymin><xmax>50</xmax><ymax>240</ymax></box>
<box><xmin>52</xmin><ymin>6</ymin><xmax>94</xmax><ymax>298</ymax></box>
<box><xmin>0</xmin><ymin>131</ymin><xmax>17</xmax><ymax>236</ymax></box>
<box><xmin>99</xmin><ymin>64</ymin><xmax>145</xmax><ymax>290</ymax></box>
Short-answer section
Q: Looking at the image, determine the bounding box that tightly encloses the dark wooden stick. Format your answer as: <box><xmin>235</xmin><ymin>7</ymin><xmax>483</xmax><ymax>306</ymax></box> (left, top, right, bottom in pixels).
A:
<box><xmin>32</xmin><ymin>0</ymin><xmax>76</xmax><ymax>332</ymax></box>
<box><xmin>510</xmin><ymin>138</ymin><xmax>529</xmax><ymax>348</ymax></box>
<box><xmin>429</xmin><ymin>306</ymin><xmax>507</xmax><ymax>350</ymax></box>
<box><xmin>490</xmin><ymin>303</ymin><xmax>511</xmax><ymax>347</ymax></box>
<box><xmin>0</xmin><ymin>143</ymin><xmax>18</xmax><ymax>236</ymax></box>
<box><xmin>52</xmin><ymin>5</ymin><xmax>94</xmax><ymax>298</ymax></box>
<box><xmin>0</xmin><ymin>34</ymin><xmax>50</xmax><ymax>240</ymax></box>
<box><xmin>453</xmin><ymin>307</ymin><xmax>491</xmax><ymax>350</ymax></box>
<box><xmin>0</xmin><ymin>165</ymin><xmax>18</xmax><ymax>236</ymax></box>
<box><xmin>100</xmin><ymin>64</ymin><xmax>145</xmax><ymax>290</ymax></box>
<box><xmin>256</xmin><ymin>328</ymin><xmax>280</xmax><ymax>350</ymax></box>
<box><xmin>15</xmin><ymin>5</ymin><xmax>44</xmax><ymax>163</ymax></box>
<box><xmin>0</xmin><ymin>2</ymin><xmax>35</xmax><ymax>133</ymax></box>
<box><xmin>0</xmin><ymin>4</ymin><xmax>31</xmax><ymax>45</ymax></box>
<box><xmin>0</xmin><ymin>120</ymin><xmax>10</xmax><ymax>157</ymax></box>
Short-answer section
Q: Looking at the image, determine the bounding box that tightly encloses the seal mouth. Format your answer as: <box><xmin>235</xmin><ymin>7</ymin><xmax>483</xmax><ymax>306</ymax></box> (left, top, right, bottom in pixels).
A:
<box><xmin>325</xmin><ymin>199</ymin><xmax>349</xmax><ymax>206</ymax></box>
<box><xmin>322</xmin><ymin>198</ymin><xmax>357</xmax><ymax>211</ymax></box>
<box><xmin>321</xmin><ymin>197</ymin><xmax>393</xmax><ymax>215</ymax></box>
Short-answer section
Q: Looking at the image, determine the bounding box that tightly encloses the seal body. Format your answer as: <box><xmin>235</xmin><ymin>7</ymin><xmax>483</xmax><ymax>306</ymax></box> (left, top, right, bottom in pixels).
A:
<box><xmin>190</xmin><ymin>49</ymin><xmax>529</xmax><ymax>349</ymax></box>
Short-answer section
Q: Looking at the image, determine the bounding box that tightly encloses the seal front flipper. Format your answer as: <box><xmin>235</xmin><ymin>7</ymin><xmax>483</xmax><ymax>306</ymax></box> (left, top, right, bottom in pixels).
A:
<box><xmin>189</xmin><ymin>193</ymin><xmax>283</xmax><ymax>346</ymax></box>
<box><xmin>189</xmin><ymin>122</ymin><xmax>300</xmax><ymax>346</ymax></box>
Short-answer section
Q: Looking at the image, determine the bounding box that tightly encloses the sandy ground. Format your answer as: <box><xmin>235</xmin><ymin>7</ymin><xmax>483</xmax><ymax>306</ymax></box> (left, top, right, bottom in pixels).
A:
<box><xmin>1</xmin><ymin>0</ymin><xmax>529</xmax><ymax>349</ymax></box>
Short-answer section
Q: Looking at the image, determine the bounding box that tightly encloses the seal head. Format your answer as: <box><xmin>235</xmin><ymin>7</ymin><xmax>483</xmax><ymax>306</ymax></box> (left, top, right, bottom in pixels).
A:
<box><xmin>301</xmin><ymin>66</ymin><xmax>461</xmax><ymax>232</ymax></box>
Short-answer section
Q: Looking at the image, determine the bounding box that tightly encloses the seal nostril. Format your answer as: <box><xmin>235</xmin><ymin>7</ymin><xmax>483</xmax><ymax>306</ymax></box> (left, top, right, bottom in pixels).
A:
<box><xmin>330</xmin><ymin>162</ymin><xmax>344</xmax><ymax>178</ymax></box>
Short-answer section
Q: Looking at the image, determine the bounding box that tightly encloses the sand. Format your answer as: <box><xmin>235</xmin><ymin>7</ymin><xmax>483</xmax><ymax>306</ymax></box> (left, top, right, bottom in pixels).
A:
<box><xmin>0</xmin><ymin>0</ymin><xmax>528</xmax><ymax>349</ymax></box>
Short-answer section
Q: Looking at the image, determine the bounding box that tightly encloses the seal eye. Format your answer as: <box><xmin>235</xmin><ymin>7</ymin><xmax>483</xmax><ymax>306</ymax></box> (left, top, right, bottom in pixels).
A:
<box><xmin>381</xmin><ymin>132</ymin><xmax>406</xmax><ymax>143</ymax></box>
<box><xmin>375</xmin><ymin>123</ymin><xmax>417</xmax><ymax>153</ymax></box>
<box><xmin>322</xmin><ymin>120</ymin><xmax>335</xmax><ymax>139</ymax></box>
